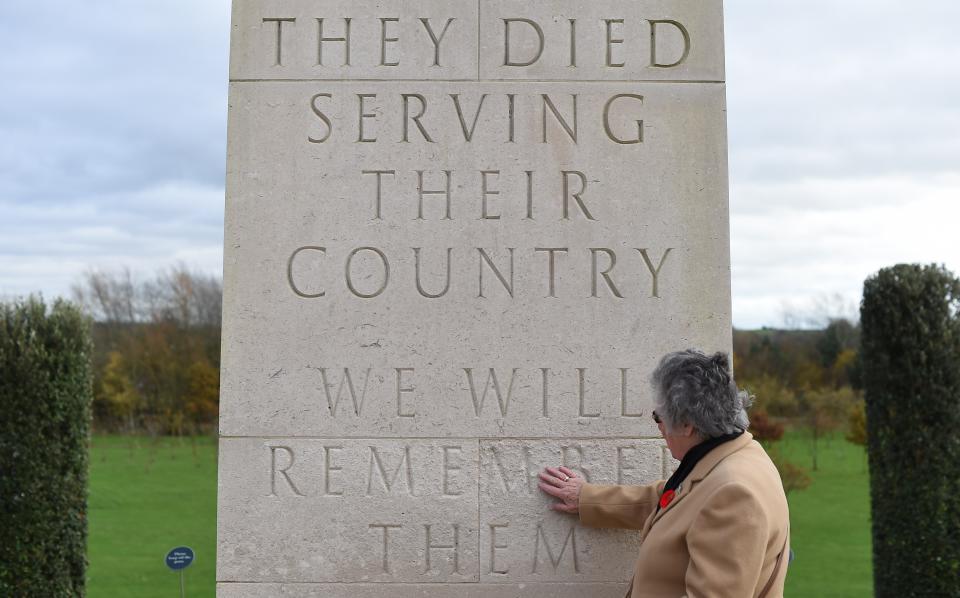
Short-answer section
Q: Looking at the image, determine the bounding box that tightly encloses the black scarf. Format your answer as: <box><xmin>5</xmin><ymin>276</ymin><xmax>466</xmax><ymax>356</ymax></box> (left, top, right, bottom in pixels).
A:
<box><xmin>656</xmin><ymin>430</ymin><xmax>743</xmax><ymax>513</ymax></box>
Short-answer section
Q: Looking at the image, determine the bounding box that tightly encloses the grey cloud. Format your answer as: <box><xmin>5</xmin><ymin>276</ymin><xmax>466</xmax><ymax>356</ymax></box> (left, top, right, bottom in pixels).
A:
<box><xmin>0</xmin><ymin>0</ymin><xmax>229</xmax><ymax>297</ymax></box>
<box><xmin>2</xmin><ymin>0</ymin><xmax>958</xmax><ymax>329</ymax></box>
<box><xmin>0</xmin><ymin>1</ymin><xmax>230</xmax><ymax>203</ymax></box>
<box><xmin>726</xmin><ymin>0</ymin><xmax>960</xmax><ymax>182</ymax></box>
<box><xmin>724</xmin><ymin>0</ymin><xmax>960</xmax><ymax>326</ymax></box>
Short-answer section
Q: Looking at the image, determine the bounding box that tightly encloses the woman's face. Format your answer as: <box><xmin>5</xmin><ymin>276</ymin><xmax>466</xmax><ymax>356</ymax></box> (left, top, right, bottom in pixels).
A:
<box><xmin>655</xmin><ymin>410</ymin><xmax>699</xmax><ymax>461</ymax></box>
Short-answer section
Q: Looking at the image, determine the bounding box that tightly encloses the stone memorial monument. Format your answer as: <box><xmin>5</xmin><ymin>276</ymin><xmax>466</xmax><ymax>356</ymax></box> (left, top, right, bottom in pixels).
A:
<box><xmin>217</xmin><ymin>1</ymin><xmax>730</xmax><ymax>596</ymax></box>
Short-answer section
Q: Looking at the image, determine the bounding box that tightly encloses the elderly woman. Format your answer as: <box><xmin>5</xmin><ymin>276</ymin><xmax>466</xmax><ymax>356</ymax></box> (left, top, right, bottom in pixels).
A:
<box><xmin>539</xmin><ymin>350</ymin><xmax>790</xmax><ymax>598</ymax></box>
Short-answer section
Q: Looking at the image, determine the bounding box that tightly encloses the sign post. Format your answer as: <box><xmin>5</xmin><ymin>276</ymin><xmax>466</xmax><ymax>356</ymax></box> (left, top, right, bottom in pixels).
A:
<box><xmin>164</xmin><ymin>546</ymin><xmax>195</xmax><ymax>598</ymax></box>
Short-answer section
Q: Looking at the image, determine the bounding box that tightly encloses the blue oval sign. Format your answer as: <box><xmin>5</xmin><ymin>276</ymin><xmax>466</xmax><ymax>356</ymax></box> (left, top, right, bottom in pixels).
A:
<box><xmin>165</xmin><ymin>546</ymin><xmax>195</xmax><ymax>571</ymax></box>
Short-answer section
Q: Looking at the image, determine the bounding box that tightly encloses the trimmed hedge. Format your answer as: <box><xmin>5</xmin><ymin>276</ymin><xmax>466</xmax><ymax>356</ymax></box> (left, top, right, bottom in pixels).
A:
<box><xmin>860</xmin><ymin>264</ymin><xmax>960</xmax><ymax>597</ymax></box>
<box><xmin>1</xmin><ymin>298</ymin><xmax>93</xmax><ymax>597</ymax></box>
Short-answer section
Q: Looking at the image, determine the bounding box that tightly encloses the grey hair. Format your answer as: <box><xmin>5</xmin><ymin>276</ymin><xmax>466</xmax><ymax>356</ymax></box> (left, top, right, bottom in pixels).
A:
<box><xmin>651</xmin><ymin>349</ymin><xmax>753</xmax><ymax>438</ymax></box>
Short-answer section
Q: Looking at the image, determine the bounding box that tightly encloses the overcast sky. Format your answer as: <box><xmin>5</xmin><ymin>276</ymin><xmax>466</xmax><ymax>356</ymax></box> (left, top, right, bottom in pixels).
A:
<box><xmin>1</xmin><ymin>0</ymin><xmax>958</xmax><ymax>328</ymax></box>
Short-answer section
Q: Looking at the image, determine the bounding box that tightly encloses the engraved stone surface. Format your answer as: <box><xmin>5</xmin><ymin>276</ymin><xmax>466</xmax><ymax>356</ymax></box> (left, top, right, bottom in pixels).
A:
<box><xmin>479</xmin><ymin>0</ymin><xmax>724</xmax><ymax>81</ymax></box>
<box><xmin>219</xmin><ymin>80</ymin><xmax>729</xmax><ymax>439</ymax></box>
<box><xmin>218</xmin><ymin>439</ymin><xmax>480</xmax><ymax>582</ymax></box>
<box><xmin>219</xmin><ymin>583</ymin><xmax>630</xmax><ymax>598</ymax></box>
<box><xmin>477</xmin><ymin>440</ymin><xmax>663</xmax><ymax>582</ymax></box>
<box><xmin>219</xmin><ymin>0</ymin><xmax>730</xmax><ymax>595</ymax></box>
<box><xmin>230</xmin><ymin>0</ymin><xmax>479</xmax><ymax>81</ymax></box>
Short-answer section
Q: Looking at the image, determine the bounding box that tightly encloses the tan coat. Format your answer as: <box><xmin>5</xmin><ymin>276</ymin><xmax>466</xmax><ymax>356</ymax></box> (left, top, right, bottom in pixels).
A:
<box><xmin>579</xmin><ymin>433</ymin><xmax>790</xmax><ymax>598</ymax></box>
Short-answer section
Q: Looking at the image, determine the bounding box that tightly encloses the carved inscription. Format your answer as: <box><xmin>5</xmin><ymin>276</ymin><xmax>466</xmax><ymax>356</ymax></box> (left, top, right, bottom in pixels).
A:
<box><xmin>269</xmin><ymin>446</ymin><xmax>304</xmax><ymax>497</ymax></box>
<box><xmin>489</xmin><ymin>523</ymin><xmax>510</xmax><ymax>575</ymax></box>
<box><xmin>221</xmin><ymin>0</ymin><xmax>731</xmax><ymax>588</ymax></box>
<box><xmin>480</xmin><ymin>442</ymin><xmax>660</xmax><ymax>497</ymax></box>
<box><xmin>264</xmin><ymin>442</ymin><xmax>475</xmax><ymax>498</ymax></box>
<box><xmin>260</xmin><ymin>17</ymin><xmax>459</xmax><ymax>69</ymax></box>
<box><xmin>532</xmin><ymin>524</ymin><xmax>580</xmax><ymax>574</ymax></box>
<box><xmin>286</xmin><ymin>80</ymin><xmax>688</xmax><ymax>303</ymax></box>
<box><xmin>255</xmin><ymin>14</ymin><xmax>694</xmax><ymax>72</ymax></box>
<box><xmin>473</xmin><ymin>440</ymin><xmax>664</xmax><ymax>581</ymax></box>
<box><xmin>500</xmin><ymin>17</ymin><xmax>691</xmax><ymax>70</ymax></box>
<box><xmin>288</xmin><ymin>245</ymin><xmax>673</xmax><ymax>300</ymax></box>
<box><xmin>425</xmin><ymin>524</ymin><xmax>462</xmax><ymax>573</ymax></box>
<box><xmin>254</xmin><ymin>440</ymin><xmax>657</xmax><ymax>579</ymax></box>
<box><xmin>301</xmin><ymin>367</ymin><xmax>657</xmax><ymax>422</ymax></box>
<box><xmin>363</xmin><ymin>521</ymin><xmax>589</xmax><ymax>578</ymax></box>
<box><xmin>367</xmin><ymin>446</ymin><xmax>415</xmax><ymax>496</ymax></box>
<box><xmin>261</xmin><ymin>441</ymin><xmax>661</xmax><ymax>501</ymax></box>
<box><xmin>307</xmin><ymin>92</ymin><xmax>645</xmax><ymax>145</ymax></box>
<box><xmin>359</xmin><ymin>169</ymin><xmax>603</xmax><ymax>222</ymax></box>
<box><xmin>221</xmin><ymin>438</ymin><xmax>667</xmax><ymax>582</ymax></box>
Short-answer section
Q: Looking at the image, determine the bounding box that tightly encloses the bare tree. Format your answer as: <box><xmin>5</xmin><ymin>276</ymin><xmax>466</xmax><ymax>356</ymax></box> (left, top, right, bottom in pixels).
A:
<box><xmin>72</xmin><ymin>263</ymin><xmax>224</xmax><ymax>433</ymax></box>
<box><xmin>73</xmin><ymin>263</ymin><xmax>222</xmax><ymax>327</ymax></box>
<box><xmin>780</xmin><ymin>292</ymin><xmax>859</xmax><ymax>330</ymax></box>
<box><xmin>71</xmin><ymin>267</ymin><xmax>143</xmax><ymax>323</ymax></box>
<box><xmin>144</xmin><ymin>263</ymin><xmax>222</xmax><ymax>327</ymax></box>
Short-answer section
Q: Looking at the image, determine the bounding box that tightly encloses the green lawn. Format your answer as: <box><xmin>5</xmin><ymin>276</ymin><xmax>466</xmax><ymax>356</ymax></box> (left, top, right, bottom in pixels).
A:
<box><xmin>779</xmin><ymin>431</ymin><xmax>874</xmax><ymax>597</ymax></box>
<box><xmin>87</xmin><ymin>433</ymin><xmax>873</xmax><ymax>597</ymax></box>
<box><xmin>87</xmin><ymin>436</ymin><xmax>218</xmax><ymax>598</ymax></box>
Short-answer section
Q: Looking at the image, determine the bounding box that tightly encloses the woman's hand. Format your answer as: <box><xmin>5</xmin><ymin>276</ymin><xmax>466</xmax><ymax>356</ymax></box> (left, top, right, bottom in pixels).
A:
<box><xmin>537</xmin><ymin>466</ymin><xmax>584</xmax><ymax>514</ymax></box>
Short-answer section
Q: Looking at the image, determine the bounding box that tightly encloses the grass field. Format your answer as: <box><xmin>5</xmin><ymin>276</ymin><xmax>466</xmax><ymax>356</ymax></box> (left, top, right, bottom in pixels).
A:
<box><xmin>86</xmin><ymin>432</ymin><xmax>872</xmax><ymax>597</ymax></box>
<box><xmin>778</xmin><ymin>431</ymin><xmax>874</xmax><ymax>597</ymax></box>
<box><xmin>87</xmin><ymin>436</ymin><xmax>218</xmax><ymax>598</ymax></box>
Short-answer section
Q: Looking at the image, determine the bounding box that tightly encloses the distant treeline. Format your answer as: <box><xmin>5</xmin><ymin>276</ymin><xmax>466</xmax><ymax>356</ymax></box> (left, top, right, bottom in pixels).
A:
<box><xmin>73</xmin><ymin>266</ymin><xmax>221</xmax><ymax>434</ymax></box>
<box><xmin>75</xmin><ymin>266</ymin><xmax>862</xmax><ymax>440</ymax></box>
<box><xmin>735</xmin><ymin>320</ymin><xmax>864</xmax><ymax>477</ymax></box>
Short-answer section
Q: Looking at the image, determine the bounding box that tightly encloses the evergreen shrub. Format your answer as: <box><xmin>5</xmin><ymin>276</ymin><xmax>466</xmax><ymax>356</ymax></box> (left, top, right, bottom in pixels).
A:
<box><xmin>0</xmin><ymin>298</ymin><xmax>93</xmax><ymax>596</ymax></box>
<box><xmin>860</xmin><ymin>264</ymin><xmax>960</xmax><ymax>597</ymax></box>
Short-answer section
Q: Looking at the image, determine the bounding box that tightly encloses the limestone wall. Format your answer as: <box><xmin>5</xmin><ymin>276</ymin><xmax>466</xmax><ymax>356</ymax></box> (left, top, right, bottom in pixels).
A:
<box><xmin>218</xmin><ymin>1</ymin><xmax>730</xmax><ymax>595</ymax></box>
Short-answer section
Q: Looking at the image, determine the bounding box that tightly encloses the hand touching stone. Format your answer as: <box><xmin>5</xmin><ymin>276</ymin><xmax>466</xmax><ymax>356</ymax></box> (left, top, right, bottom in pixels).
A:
<box><xmin>537</xmin><ymin>466</ymin><xmax>584</xmax><ymax>514</ymax></box>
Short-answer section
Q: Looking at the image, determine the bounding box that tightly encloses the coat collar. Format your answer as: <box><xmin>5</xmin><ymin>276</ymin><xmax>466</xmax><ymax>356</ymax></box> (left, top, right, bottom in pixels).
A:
<box><xmin>687</xmin><ymin>431</ymin><xmax>754</xmax><ymax>483</ymax></box>
<box><xmin>647</xmin><ymin>431</ymin><xmax>754</xmax><ymax>527</ymax></box>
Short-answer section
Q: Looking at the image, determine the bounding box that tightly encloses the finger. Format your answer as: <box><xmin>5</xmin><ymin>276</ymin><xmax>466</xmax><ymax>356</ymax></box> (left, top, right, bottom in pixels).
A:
<box><xmin>538</xmin><ymin>472</ymin><xmax>564</xmax><ymax>488</ymax></box>
<box><xmin>551</xmin><ymin>502</ymin><xmax>578</xmax><ymax>514</ymax></box>
<box><xmin>546</xmin><ymin>466</ymin><xmax>567</xmax><ymax>481</ymax></box>
<box><xmin>538</xmin><ymin>482</ymin><xmax>564</xmax><ymax>498</ymax></box>
<box><xmin>558</xmin><ymin>466</ymin><xmax>577</xmax><ymax>479</ymax></box>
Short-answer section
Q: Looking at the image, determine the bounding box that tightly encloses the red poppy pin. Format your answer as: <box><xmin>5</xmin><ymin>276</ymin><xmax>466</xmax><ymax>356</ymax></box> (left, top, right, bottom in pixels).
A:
<box><xmin>659</xmin><ymin>489</ymin><xmax>676</xmax><ymax>509</ymax></box>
